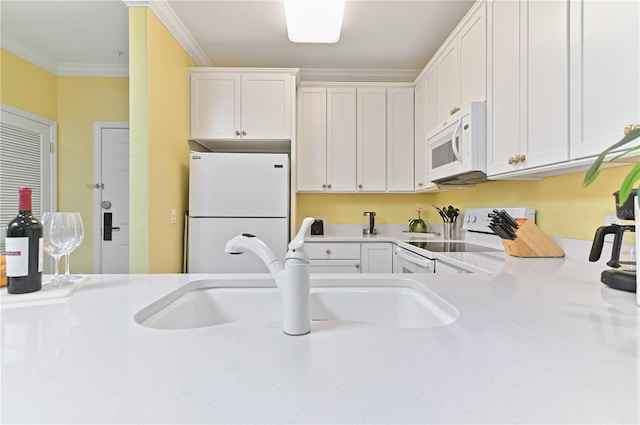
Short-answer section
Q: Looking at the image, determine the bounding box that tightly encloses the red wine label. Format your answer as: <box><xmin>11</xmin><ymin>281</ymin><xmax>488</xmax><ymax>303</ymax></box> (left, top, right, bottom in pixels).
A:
<box><xmin>5</xmin><ymin>237</ymin><xmax>28</xmax><ymax>277</ymax></box>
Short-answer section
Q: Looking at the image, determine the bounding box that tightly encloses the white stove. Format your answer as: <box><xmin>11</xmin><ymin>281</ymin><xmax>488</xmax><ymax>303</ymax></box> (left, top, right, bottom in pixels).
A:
<box><xmin>395</xmin><ymin>207</ymin><xmax>536</xmax><ymax>274</ymax></box>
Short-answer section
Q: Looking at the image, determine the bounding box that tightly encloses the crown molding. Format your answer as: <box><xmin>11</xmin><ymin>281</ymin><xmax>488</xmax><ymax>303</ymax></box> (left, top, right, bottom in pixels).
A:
<box><xmin>137</xmin><ymin>0</ymin><xmax>212</xmax><ymax>66</ymax></box>
<box><xmin>1</xmin><ymin>35</ymin><xmax>59</xmax><ymax>75</ymax></box>
<box><xmin>299</xmin><ymin>68</ymin><xmax>420</xmax><ymax>83</ymax></box>
<box><xmin>58</xmin><ymin>63</ymin><xmax>129</xmax><ymax>77</ymax></box>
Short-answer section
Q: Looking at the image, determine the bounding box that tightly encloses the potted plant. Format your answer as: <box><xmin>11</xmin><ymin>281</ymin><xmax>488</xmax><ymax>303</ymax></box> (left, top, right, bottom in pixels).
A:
<box><xmin>409</xmin><ymin>204</ymin><xmax>427</xmax><ymax>233</ymax></box>
<box><xmin>583</xmin><ymin>126</ymin><xmax>640</xmax><ymax>204</ymax></box>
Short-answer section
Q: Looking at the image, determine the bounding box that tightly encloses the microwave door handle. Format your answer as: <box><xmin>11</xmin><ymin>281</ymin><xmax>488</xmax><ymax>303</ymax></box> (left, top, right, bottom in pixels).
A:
<box><xmin>451</xmin><ymin>118</ymin><xmax>462</xmax><ymax>163</ymax></box>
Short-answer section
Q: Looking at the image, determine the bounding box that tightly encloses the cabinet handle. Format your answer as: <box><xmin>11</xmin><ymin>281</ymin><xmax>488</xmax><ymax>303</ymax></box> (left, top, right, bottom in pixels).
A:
<box><xmin>624</xmin><ymin>124</ymin><xmax>640</xmax><ymax>135</ymax></box>
<box><xmin>325</xmin><ymin>249</ymin><xmax>332</xmax><ymax>255</ymax></box>
<box><xmin>355</xmin><ymin>263</ymin><xmax>360</xmax><ymax>269</ymax></box>
<box><xmin>235</xmin><ymin>130</ymin><xmax>241</xmax><ymax>136</ymax></box>
<box><xmin>450</xmin><ymin>106</ymin><xmax>460</xmax><ymax>116</ymax></box>
<box><xmin>241</xmin><ymin>130</ymin><xmax>247</xmax><ymax>136</ymax></box>
<box><xmin>418</xmin><ymin>182</ymin><xmax>423</xmax><ymax>187</ymax></box>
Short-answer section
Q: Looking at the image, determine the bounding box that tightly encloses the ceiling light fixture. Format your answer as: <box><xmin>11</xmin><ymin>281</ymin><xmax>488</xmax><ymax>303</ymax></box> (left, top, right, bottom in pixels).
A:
<box><xmin>284</xmin><ymin>0</ymin><xmax>345</xmax><ymax>43</ymax></box>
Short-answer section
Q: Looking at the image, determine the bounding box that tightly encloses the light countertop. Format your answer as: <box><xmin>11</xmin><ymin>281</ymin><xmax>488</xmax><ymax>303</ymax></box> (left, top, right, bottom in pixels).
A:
<box><xmin>1</xmin><ymin>257</ymin><xmax>638</xmax><ymax>424</ymax></box>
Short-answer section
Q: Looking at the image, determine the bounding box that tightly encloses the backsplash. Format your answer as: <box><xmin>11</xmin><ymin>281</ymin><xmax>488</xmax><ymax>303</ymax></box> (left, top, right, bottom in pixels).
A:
<box><xmin>296</xmin><ymin>164</ymin><xmax>633</xmax><ymax>242</ymax></box>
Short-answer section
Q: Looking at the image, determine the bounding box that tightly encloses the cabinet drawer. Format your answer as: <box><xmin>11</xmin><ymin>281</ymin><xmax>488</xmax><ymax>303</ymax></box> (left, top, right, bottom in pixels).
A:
<box><xmin>309</xmin><ymin>260</ymin><xmax>361</xmax><ymax>273</ymax></box>
<box><xmin>306</xmin><ymin>243</ymin><xmax>360</xmax><ymax>259</ymax></box>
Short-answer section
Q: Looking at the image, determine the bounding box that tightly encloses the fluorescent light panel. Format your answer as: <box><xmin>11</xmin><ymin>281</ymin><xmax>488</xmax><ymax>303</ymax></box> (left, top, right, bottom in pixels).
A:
<box><xmin>284</xmin><ymin>0</ymin><xmax>345</xmax><ymax>43</ymax></box>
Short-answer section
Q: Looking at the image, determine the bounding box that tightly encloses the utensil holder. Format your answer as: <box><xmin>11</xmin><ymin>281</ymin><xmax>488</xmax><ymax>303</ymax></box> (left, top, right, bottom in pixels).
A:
<box><xmin>501</xmin><ymin>219</ymin><xmax>565</xmax><ymax>258</ymax></box>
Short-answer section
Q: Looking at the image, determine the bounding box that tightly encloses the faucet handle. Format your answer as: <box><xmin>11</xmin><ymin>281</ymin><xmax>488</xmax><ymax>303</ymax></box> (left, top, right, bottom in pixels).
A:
<box><xmin>288</xmin><ymin>217</ymin><xmax>316</xmax><ymax>251</ymax></box>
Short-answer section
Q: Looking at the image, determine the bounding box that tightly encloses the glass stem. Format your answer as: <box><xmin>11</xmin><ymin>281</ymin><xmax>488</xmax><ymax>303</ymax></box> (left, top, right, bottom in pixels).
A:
<box><xmin>64</xmin><ymin>253</ymin><xmax>70</xmax><ymax>276</ymax></box>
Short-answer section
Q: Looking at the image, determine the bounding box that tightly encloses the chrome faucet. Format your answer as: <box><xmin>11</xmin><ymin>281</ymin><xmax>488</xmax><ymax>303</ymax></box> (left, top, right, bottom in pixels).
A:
<box><xmin>224</xmin><ymin>217</ymin><xmax>316</xmax><ymax>336</ymax></box>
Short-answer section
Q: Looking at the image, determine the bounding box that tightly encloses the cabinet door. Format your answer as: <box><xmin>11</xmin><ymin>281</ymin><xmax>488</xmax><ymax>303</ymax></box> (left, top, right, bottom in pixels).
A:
<box><xmin>569</xmin><ymin>0</ymin><xmax>640</xmax><ymax>159</ymax></box>
<box><xmin>357</xmin><ymin>88</ymin><xmax>387</xmax><ymax>192</ymax></box>
<box><xmin>190</xmin><ymin>72</ymin><xmax>241</xmax><ymax>140</ymax></box>
<box><xmin>424</xmin><ymin>65</ymin><xmax>438</xmax><ymax>133</ymax></box>
<box><xmin>297</xmin><ymin>88</ymin><xmax>327</xmax><ymax>191</ymax></box>
<box><xmin>459</xmin><ymin>2</ymin><xmax>487</xmax><ymax>107</ymax></box>
<box><xmin>241</xmin><ymin>73</ymin><xmax>292</xmax><ymax>140</ymax></box>
<box><xmin>360</xmin><ymin>243</ymin><xmax>392</xmax><ymax>273</ymax></box>
<box><xmin>436</xmin><ymin>37</ymin><xmax>460</xmax><ymax>125</ymax></box>
<box><xmin>414</xmin><ymin>77</ymin><xmax>427</xmax><ymax>190</ymax></box>
<box><xmin>327</xmin><ymin>88</ymin><xmax>357</xmax><ymax>191</ymax></box>
<box><xmin>487</xmin><ymin>0</ymin><xmax>523</xmax><ymax>176</ymax></box>
<box><xmin>387</xmin><ymin>88</ymin><xmax>414</xmax><ymax>192</ymax></box>
<box><xmin>525</xmin><ymin>0</ymin><xmax>569</xmax><ymax>168</ymax></box>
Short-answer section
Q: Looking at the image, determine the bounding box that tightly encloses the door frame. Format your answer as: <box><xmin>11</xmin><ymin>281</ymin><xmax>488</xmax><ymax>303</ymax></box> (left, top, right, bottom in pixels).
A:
<box><xmin>92</xmin><ymin>121</ymin><xmax>129</xmax><ymax>273</ymax></box>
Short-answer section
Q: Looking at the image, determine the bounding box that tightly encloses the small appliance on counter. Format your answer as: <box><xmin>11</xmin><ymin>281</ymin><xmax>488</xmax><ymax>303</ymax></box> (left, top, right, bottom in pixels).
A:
<box><xmin>589</xmin><ymin>190</ymin><xmax>637</xmax><ymax>293</ymax></box>
<box><xmin>363</xmin><ymin>211</ymin><xmax>377</xmax><ymax>236</ymax></box>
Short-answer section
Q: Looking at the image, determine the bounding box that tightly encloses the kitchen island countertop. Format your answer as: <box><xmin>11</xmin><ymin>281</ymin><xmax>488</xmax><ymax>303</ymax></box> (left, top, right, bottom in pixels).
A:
<box><xmin>1</xmin><ymin>261</ymin><xmax>638</xmax><ymax>424</ymax></box>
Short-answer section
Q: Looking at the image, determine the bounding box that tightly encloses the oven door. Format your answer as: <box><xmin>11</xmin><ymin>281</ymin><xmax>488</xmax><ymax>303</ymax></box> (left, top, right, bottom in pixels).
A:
<box><xmin>394</xmin><ymin>246</ymin><xmax>435</xmax><ymax>273</ymax></box>
<box><xmin>427</xmin><ymin>117</ymin><xmax>464</xmax><ymax>181</ymax></box>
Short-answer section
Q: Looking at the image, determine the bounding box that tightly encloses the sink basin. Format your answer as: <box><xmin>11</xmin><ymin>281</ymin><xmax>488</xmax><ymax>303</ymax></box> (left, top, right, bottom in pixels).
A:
<box><xmin>135</xmin><ymin>277</ymin><xmax>458</xmax><ymax>330</ymax></box>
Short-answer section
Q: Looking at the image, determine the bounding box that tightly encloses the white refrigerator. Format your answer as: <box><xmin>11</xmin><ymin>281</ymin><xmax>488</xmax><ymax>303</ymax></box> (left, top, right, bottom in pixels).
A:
<box><xmin>187</xmin><ymin>152</ymin><xmax>289</xmax><ymax>273</ymax></box>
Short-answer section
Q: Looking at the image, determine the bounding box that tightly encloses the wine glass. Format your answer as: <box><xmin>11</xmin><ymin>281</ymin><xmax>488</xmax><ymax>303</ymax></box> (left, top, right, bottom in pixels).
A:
<box><xmin>42</xmin><ymin>212</ymin><xmax>64</xmax><ymax>286</ymax></box>
<box><xmin>61</xmin><ymin>212</ymin><xmax>84</xmax><ymax>283</ymax></box>
<box><xmin>47</xmin><ymin>213</ymin><xmax>78</xmax><ymax>287</ymax></box>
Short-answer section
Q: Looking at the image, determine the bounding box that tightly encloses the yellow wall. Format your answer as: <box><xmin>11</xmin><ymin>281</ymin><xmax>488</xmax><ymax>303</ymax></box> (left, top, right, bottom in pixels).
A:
<box><xmin>57</xmin><ymin>77</ymin><xmax>129</xmax><ymax>272</ymax></box>
<box><xmin>297</xmin><ymin>165</ymin><xmax>632</xmax><ymax>241</ymax></box>
<box><xmin>1</xmin><ymin>48</ymin><xmax>129</xmax><ymax>273</ymax></box>
<box><xmin>129</xmin><ymin>7</ymin><xmax>196</xmax><ymax>273</ymax></box>
<box><xmin>0</xmin><ymin>49</ymin><xmax>58</xmax><ymax>121</ymax></box>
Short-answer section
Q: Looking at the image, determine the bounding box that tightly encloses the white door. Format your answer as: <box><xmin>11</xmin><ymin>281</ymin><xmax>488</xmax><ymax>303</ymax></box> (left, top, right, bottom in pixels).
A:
<box><xmin>190</xmin><ymin>72</ymin><xmax>241</xmax><ymax>139</ymax></box>
<box><xmin>241</xmin><ymin>73</ymin><xmax>292</xmax><ymax>140</ymax></box>
<box><xmin>94</xmin><ymin>123</ymin><xmax>129</xmax><ymax>273</ymax></box>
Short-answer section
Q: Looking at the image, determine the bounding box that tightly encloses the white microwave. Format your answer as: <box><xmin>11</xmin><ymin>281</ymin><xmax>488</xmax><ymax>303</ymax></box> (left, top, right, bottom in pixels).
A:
<box><xmin>426</xmin><ymin>101</ymin><xmax>487</xmax><ymax>185</ymax></box>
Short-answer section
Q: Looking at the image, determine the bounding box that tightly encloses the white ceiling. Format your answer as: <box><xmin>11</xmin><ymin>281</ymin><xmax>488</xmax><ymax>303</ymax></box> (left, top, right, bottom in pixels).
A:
<box><xmin>1</xmin><ymin>0</ymin><xmax>474</xmax><ymax>81</ymax></box>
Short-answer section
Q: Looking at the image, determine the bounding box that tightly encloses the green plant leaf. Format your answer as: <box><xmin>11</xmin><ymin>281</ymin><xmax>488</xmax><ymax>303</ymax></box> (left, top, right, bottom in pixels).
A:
<box><xmin>583</xmin><ymin>128</ymin><xmax>640</xmax><ymax>187</ymax></box>
<box><xmin>618</xmin><ymin>162</ymin><xmax>640</xmax><ymax>204</ymax></box>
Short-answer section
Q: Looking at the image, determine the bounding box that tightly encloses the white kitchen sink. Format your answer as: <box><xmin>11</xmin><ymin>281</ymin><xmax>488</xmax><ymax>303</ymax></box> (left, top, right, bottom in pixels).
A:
<box><xmin>135</xmin><ymin>277</ymin><xmax>458</xmax><ymax>330</ymax></box>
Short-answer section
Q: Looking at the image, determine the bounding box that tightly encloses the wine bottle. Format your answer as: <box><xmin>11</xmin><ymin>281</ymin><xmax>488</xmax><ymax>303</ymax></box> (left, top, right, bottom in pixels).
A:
<box><xmin>5</xmin><ymin>187</ymin><xmax>43</xmax><ymax>294</ymax></box>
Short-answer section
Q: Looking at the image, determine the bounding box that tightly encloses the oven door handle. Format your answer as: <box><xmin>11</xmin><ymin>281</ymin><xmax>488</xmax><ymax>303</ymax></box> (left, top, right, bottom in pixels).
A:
<box><xmin>451</xmin><ymin>118</ymin><xmax>462</xmax><ymax>163</ymax></box>
<box><xmin>397</xmin><ymin>249</ymin><xmax>435</xmax><ymax>271</ymax></box>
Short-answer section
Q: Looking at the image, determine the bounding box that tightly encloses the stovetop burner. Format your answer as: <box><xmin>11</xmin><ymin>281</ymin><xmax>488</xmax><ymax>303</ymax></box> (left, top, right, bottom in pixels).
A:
<box><xmin>406</xmin><ymin>241</ymin><xmax>501</xmax><ymax>253</ymax></box>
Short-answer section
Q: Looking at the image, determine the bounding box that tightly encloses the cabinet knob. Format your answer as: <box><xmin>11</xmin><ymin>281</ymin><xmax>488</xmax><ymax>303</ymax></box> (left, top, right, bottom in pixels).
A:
<box><xmin>327</xmin><ymin>184</ymin><xmax>332</xmax><ymax>189</ymax></box>
<box><xmin>418</xmin><ymin>182</ymin><xmax>424</xmax><ymax>187</ymax></box>
<box><xmin>355</xmin><ymin>263</ymin><xmax>360</xmax><ymax>269</ymax></box>
<box><xmin>241</xmin><ymin>130</ymin><xmax>247</xmax><ymax>136</ymax></box>
<box><xmin>322</xmin><ymin>184</ymin><xmax>327</xmax><ymax>189</ymax></box>
<box><xmin>325</xmin><ymin>249</ymin><xmax>331</xmax><ymax>255</ymax></box>
<box><xmin>624</xmin><ymin>124</ymin><xmax>640</xmax><ymax>135</ymax></box>
<box><xmin>518</xmin><ymin>154</ymin><xmax>526</xmax><ymax>163</ymax></box>
<box><xmin>508</xmin><ymin>156</ymin><xmax>517</xmax><ymax>165</ymax></box>
<box><xmin>358</xmin><ymin>184</ymin><xmax>363</xmax><ymax>189</ymax></box>
<box><xmin>235</xmin><ymin>130</ymin><xmax>241</xmax><ymax>136</ymax></box>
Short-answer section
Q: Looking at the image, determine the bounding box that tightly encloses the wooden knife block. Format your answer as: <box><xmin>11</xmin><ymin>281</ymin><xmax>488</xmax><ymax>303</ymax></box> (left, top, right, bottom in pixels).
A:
<box><xmin>501</xmin><ymin>219</ymin><xmax>565</xmax><ymax>258</ymax></box>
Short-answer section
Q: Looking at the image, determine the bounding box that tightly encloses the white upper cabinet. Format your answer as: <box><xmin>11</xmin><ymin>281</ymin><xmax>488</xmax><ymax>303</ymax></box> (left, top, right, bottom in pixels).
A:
<box><xmin>487</xmin><ymin>0</ymin><xmax>569</xmax><ymax>176</ymax></box>
<box><xmin>327</xmin><ymin>88</ymin><xmax>358</xmax><ymax>191</ymax></box>
<box><xmin>387</xmin><ymin>88</ymin><xmax>414</xmax><ymax>192</ymax></box>
<box><xmin>569</xmin><ymin>0</ymin><xmax>640</xmax><ymax>159</ymax></box>
<box><xmin>296</xmin><ymin>87</ymin><xmax>356</xmax><ymax>192</ymax></box>
<box><xmin>297</xmin><ymin>87</ymin><xmax>328</xmax><ymax>191</ymax></box>
<box><xmin>488</xmin><ymin>0</ymin><xmax>639</xmax><ymax>178</ymax></box>
<box><xmin>189</xmin><ymin>69</ymin><xmax>296</xmax><ymax>140</ymax></box>
<box><xmin>414</xmin><ymin>75</ymin><xmax>427</xmax><ymax>191</ymax></box>
<box><xmin>430</xmin><ymin>1</ymin><xmax>487</xmax><ymax>133</ymax></box>
<box><xmin>357</xmin><ymin>87</ymin><xmax>387</xmax><ymax>192</ymax></box>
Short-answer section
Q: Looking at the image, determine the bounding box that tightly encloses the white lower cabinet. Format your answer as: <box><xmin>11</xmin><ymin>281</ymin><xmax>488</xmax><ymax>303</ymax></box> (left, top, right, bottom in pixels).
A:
<box><xmin>435</xmin><ymin>260</ymin><xmax>468</xmax><ymax>274</ymax></box>
<box><xmin>360</xmin><ymin>243</ymin><xmax>393</xmax><ymax>273</ymax></box>
<box><xmin>307</xmin><ymin>242</ymin><xmax>361</xmax><ymax>273</ymax></box>
<box><xmin>306</xmin><ymin>242</ymin><xmax>393</xmax><ymax>273</ymax></box>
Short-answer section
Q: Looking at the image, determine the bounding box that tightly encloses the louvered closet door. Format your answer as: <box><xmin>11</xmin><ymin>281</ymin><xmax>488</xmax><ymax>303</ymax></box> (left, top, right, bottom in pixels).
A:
<box><xmin>0</xmin><ymin>105</ymin><xmax>56</xmax><ymax>254</ymax></box>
